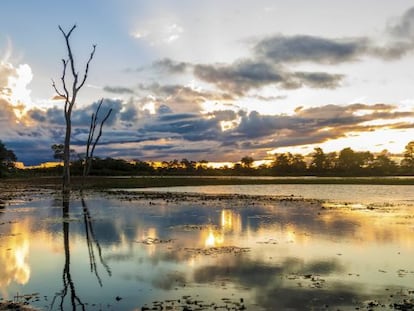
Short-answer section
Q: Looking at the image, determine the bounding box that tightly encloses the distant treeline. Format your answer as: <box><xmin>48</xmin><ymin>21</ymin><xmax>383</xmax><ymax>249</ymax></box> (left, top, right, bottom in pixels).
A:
<box><xmin>17</xmin><ymin>142</ymin><xmax>414</xmax><ymax>177</ymax></box>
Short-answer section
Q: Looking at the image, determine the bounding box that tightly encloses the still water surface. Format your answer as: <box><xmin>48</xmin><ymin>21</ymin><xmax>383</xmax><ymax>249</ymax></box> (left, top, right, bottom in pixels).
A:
<box><xmin>1</xmin><ymin>184</ymin><xmax>414</xmax><ymax>310</ymax></box>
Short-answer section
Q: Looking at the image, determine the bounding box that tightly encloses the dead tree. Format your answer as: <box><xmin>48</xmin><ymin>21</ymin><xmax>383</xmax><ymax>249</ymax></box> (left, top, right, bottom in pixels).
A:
<box><xmin>83</xmin><ymin>99</ymin><xmax>112</xmax><ymax>178</ymax></box>
<box><xmin>52</xmin><ymin>25</ymin><xmax>96</xmax><ymax>194</ymax></box>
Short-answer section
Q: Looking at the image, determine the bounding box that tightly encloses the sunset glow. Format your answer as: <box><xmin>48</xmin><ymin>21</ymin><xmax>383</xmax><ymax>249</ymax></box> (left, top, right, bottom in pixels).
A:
<box><xmin>1</xmin><ymin>1</ymin><xmax>414</xmax><ymax>165</ymax></box>
<box><xmin>0</xmin><ymin>221</ymin><xmax>31</xmax><ymax>297</ymax></box>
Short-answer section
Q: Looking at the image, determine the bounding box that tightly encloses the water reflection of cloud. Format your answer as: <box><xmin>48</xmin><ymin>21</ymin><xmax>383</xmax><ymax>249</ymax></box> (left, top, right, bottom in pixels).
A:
<box><xmin>151</xmin><ymin>270</ymin><xmax>187</xmax><ymax>290</ymax></box>
<box><xmin>46</xmin><ymin>196</ymin><xmax>410</xmax><ymax>250</ymax></box>
<box><xmin>256</xmin><ymin>285</ymin><xmax>364</xmax><ymax>310</ymax></box>
<box><xmin>0</xmin><ymin>221</ymin><xmax>31</xmax><ymax>297</ymax></box>
<box><xmin>193</xmin><ymin>257</ymin><xmax>345</xmax><ymax>288</ymax></box>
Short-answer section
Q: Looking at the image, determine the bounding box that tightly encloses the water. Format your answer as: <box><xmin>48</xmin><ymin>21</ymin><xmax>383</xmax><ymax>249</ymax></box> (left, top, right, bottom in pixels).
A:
<box><xmin>1</xmin><ymin>184</ymin><xmax>414</xmax><ymax>310</ymax></box>
<box><xmin>136</xmin><ymin>183</ymin><xmax>414</xmax><ymax>204</ymax></box>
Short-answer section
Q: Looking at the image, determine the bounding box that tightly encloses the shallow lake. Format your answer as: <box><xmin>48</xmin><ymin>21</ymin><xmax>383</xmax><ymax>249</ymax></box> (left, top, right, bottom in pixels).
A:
<box><xmin>1</xmin><ymin>184</ymin><xmax>414</xmax><ymax>310</ymax></box>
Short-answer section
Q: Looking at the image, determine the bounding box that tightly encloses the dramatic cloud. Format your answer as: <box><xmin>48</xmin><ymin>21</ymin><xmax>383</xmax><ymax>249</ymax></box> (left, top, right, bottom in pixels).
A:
<box><xmin>0</xmin><ymin>98</ymin><xmax>17</xmax><ymax>124</ymax></box>
<box><xmin>194</xmin><ymin>61</ymin><xmax>343</xmax><ymax>95</ymax></box>
<box><xmin>3</xmin><ymin>5</ymin><xmax>414</xmax><ymax>165</ymax></box>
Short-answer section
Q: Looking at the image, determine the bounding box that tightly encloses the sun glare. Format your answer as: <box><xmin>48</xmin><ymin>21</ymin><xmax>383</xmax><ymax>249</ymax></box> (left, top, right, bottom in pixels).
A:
<box><xmin>8</xmin><ymin>64</ymin><xmax>33</xmax><ymax>107</ymax></box>
<box><xmin>271</xmin><ymin>127</ymin><xmax>414</xmax><ymax>157</ymax></box>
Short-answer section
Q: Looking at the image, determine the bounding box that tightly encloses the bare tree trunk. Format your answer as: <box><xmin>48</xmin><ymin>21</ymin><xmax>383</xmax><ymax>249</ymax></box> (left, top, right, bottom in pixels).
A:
<box><xmin>52</xmin><ymin>24</ymin><xmax>96</xmax><ymax>194</ymax></box>
<box><xmin>63</xmin><ymin>113</ymin><xmax>72</xmax><ymax>193</ymax></box>
<box><xmin>82</xmin><ymin>99</ymin><xmax>112</xmax><ymax>179</ymax></box>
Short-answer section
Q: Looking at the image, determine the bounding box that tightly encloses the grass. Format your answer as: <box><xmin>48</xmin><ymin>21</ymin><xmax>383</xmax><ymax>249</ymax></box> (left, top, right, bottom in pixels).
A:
<box><xmin>2</xmin><ymin>175</ymin><xmax>414</xmax><ymax>190</ymax></box>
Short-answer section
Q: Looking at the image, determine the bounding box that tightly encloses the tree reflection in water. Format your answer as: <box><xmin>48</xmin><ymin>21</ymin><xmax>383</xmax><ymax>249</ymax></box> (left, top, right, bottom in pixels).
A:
<box><xmin>50</xmin><ymin>192</ymin><xmax>111</xmax><ymax>310</ymax></box>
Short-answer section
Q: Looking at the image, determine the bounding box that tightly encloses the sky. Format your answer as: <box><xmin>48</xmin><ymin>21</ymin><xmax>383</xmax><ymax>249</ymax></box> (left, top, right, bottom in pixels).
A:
<box><xmin>1</xmin><ymin>1</ymin><xmax>414</xmax><ymax>165</ymax></box>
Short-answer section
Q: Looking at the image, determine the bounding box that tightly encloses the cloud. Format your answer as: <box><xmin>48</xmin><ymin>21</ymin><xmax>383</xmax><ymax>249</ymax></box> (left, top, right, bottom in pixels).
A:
<box><xmin>194</xmin><ymin>60</ymin><xmax>344</xmax><ymax>95</ymax></box>
<box><xmin>254</xmin><ymin>35</ymin><xmax>368</xmax><ymax>64</ymax></box>
<box><xmin>292</xmin><ymin>72</ymin><xmax>344</xmax><ymax>89</ymax></box>
<box><xmin>5</xmin><ymin>5</ymin><xmax>414</xmax><ymax>166</ymax></box>
<box><xmin>127</xmin><ymin>6</ymin><xmax>414</xmax><ymax>100</ymax></box>
<box><xmin>0</xmin><ymin>61</ymin><xmax>15</xmax><ymax>97</ymax></box>
<box><xmin>254</xmin><ymin>33</ymin><xmax>414</xmax><ymax>65</ymax></box>
<box><xmin>132</xmin><ymin>21</ymin><xmax>184</xmax><ymax>46</ymax></box>
<box><xmin>27</xmin><ymin>98</ymin><xmax>122</xmax><ymax>127</ymax></box>
<box><xmin>209</xmin><ymin>103</ymin><xmax>414</xmax><ymax>155</ymax></box>
<box><xmin>8</xmin><ymin>96</ymin><xmax>414</xmax><ymax>165</ymax></box>
<box><xmin>103</xmin><ymin>86</ymin><xmax>134</xmax><ymax>94</ymax></box>
<box><xmin>152</xmin><ymin>58</ymin><xmax>190</xmax><ymax>74</ymax></box>
<box><xmin>144</xmin><ymin>112</ymin><xmax>222</xmax><ymax>141</ymax></box>
<box><xmin>0</xmin><ymin>98</ymin><xmax>17</xmax><ymax>124</ymax></box>
<box><xmin>188</xmin><ymin>8</ymin><xmax>414</xmax><ymax>96</ymax></box>
<box><xmin>387</xmin><ymin>7</ymin><xmax>414</xmax><ymax>39</ymax></box>
<box><xmin>194</xmin><ymin>60</ymin><xmax>284</xmax><ymax>95</ymax></box>
<box><xmin>138</xmin><ymin>82</ymin><xmax>234</xmax><ymax>112</ymax></box>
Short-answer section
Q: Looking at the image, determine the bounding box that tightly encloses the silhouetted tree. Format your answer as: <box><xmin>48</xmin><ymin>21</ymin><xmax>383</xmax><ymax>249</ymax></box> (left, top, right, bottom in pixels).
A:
<box><xmin>52</xmin><ymin>25</ymin><xmax>96</xmax><ymax>193</ymax></box>
<box><xmin>370</xmin><ymin>150</ymin><xmax>397</xmax><ymax>175</ymax></box>
<box><xmin>272</xmin><ymin>153</ymin><xmax>291</xmax><ymax>175</ymax></box>
<box><xmin>180</xmin><ymin>158</ymin><xmax>196</xmax><ymax>172</ymax></box>
<box><xmin>0</xmin><ymin>140</ymin><xmax>16</xmax><ymax>176</ymax></box>
<box><xmin>271</xmin><ymin>152</ymin><xmax>306</xmax><ymax>175</ymax></box>
<box><xmin>335</xmin><ymin>148</ymin><xmax>373</xmax><ymax>175</ymax></box>
<box><xmin>197</xmin><ymin>160</ymin><xmax>209</xmax><ymax>171</ymax></box>
<box><xmin>290</xmin><ymin>154</ymin><xmax>307</xmax><ymax>174</ymax></box>
<box><xmin>240</xmin><ymin>156</ymin><xmax>254</xmax><ymax>169</ymax></box>
<box><xmin>309</xmin><ymin>147</ymin><xmax>328</xmax><ymax>174</ymax></box>
<box><xmin>401</xmin><ymin>141</ymin><xmax>414</xmax><ymax>173</ymax></box>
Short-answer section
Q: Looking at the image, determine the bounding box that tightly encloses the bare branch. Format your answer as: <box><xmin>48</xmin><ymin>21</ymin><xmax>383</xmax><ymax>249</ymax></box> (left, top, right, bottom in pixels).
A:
<box><xmin>90</xmin><ymin>107</ymin><xmax>112</xmax><ymax>158</ymax></box>
<box><xmin>51</xmin><ymin>79</ymin><xmax>65</xmax><ymax>98</ymax></box>
<box><xmin>58</xmin><ymin>24</ymin><xmax>76</xmax><ymax>39</ymax></box>
<box><xmin>77</xmin><ymin>44</ymin><xmax>97</xmax><ymax>91</ymax></box>
<box><xmin>58</xmin><ymin>25</ymin><xmax>78</xmax><ymax>79</ymax></box>
<box><xmin>84</xmin><ymin>99</ymin><xmax>112</xmax><ymax>177</ymax></box>
<box><xmin>61</xmin><ymin>59</ymin><xmax>70</xmax><ymax>102</ymax></box>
